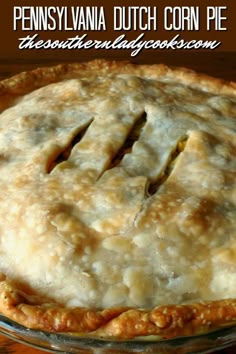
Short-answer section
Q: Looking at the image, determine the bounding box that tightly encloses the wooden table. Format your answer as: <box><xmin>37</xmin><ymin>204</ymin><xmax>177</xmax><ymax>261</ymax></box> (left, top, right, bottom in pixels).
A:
<box><xmin>0</xmin><ymin>52</ymin><xmax>235</xmax><ymax>353</ymax></box>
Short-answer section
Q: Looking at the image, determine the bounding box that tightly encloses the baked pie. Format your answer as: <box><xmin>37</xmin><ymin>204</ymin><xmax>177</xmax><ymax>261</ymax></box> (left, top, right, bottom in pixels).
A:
<box><xmin>0</xmin><ymin>60</ymin><xmax>235</xmax><ymax>339</ymax></box>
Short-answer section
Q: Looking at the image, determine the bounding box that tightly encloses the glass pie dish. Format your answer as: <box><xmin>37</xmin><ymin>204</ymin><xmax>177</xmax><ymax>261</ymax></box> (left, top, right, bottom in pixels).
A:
<box><xmin>0</xmin><ymin>315</ymin><xmax>236</xmax><ymax>354</ymax></box>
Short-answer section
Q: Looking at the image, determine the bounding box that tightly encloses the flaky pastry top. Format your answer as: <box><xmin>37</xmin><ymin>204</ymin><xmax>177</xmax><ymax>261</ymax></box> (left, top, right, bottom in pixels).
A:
<box><xmin>0</xmin><ymin>60</ymin><xmax>235</xmax><ymax>338</ymax></box>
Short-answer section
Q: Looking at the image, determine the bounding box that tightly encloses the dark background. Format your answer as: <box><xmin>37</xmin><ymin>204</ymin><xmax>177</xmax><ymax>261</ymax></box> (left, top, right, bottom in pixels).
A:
<box><xmin>0</xmin><ymin>0</ymin><xmax>235</xmax><ymax>81</ymax></box>
<box><xmin>0</xmin><ymin>0</ymin><xmax>236</xmax><ymax>58</ymax></box>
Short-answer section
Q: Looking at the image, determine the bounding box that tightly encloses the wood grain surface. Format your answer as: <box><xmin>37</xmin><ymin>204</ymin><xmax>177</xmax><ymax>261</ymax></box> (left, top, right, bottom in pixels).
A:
<box><xmin>0</xmin><ymin>52</ymin><xmax>235</xmax><ymax>353</ymax></box>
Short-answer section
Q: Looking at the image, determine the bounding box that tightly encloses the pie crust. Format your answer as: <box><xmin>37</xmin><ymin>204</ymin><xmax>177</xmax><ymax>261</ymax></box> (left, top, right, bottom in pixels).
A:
<box><xmin>0</xmin><ymin>60</ymin><xmax>235</xmax><ymax>339</ymax></box>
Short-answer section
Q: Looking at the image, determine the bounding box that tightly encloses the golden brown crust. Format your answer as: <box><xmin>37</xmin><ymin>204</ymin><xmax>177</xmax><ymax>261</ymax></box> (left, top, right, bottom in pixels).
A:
<box><xmin>0</xmin><ymin>278</ymin><xmax>236</xmax><ymax>339</ymax></box>
<box><xmin>0</xmin><ymin>59</ymin><xmax>235</xmax><ymax>116</ymax></box>
<box><xmin>0</xmin><ymin>60</ymin><xmax>235</xmax><ymax>339</ymax></box>
<box><xmin>1</xmin><ymin>59</ymin><xmax>236</xmax><ymax>96</ymax></box>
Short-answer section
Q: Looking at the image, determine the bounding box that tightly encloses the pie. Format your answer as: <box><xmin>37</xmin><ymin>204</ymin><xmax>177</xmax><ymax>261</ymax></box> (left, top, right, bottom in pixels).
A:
<box><xmin>0</xmin><ymin>60</ymin><xmax>235</xmax><ymax>339</ymax></box>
